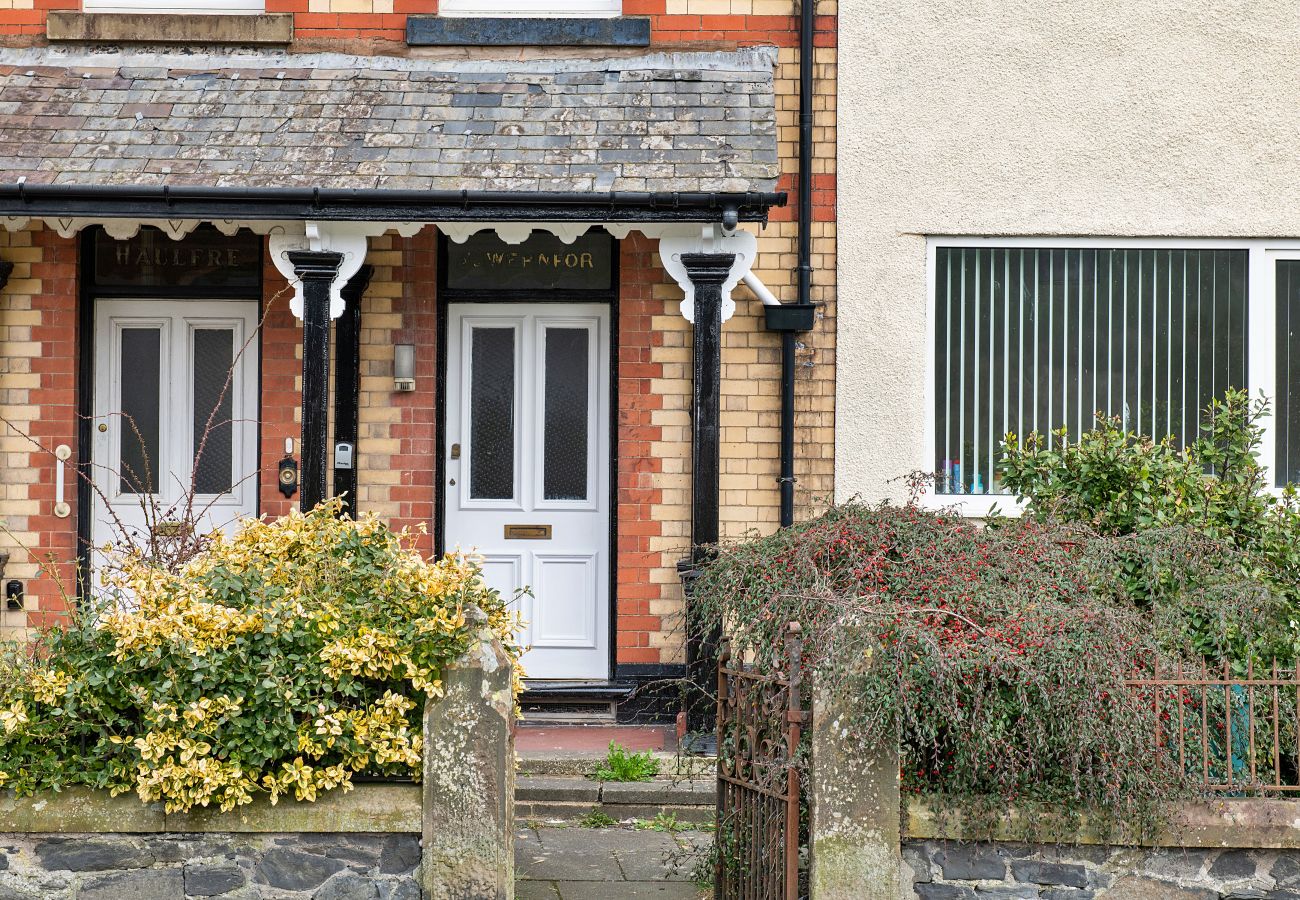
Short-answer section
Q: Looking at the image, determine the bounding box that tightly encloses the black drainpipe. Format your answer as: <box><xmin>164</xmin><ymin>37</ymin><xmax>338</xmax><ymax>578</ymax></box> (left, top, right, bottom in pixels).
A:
<box><xmin>764</xmin><ymin>0</ymin><xmax>818</xmax><ymax>527</ymax></box>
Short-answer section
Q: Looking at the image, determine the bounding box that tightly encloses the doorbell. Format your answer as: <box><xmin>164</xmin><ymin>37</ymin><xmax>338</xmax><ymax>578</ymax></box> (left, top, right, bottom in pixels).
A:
<box><xmin>278</xmin><ymin>438</ymin><xmax>299</xmax><ymax>498</ymax></box>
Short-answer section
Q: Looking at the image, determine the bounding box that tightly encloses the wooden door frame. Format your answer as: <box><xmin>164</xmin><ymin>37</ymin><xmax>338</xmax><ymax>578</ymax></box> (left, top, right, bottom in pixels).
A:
<box><xmin>75</xmin><ymin>227</ymin><xmax>264</xmax><ymax>601</ymax></box>
<box><xmin>435</xmin><ymin>234</ymin><xmax>620</xmax><ymax>682</ymax></box>
<box><xmin>88</xmin><ymin>298</ymin><xmax>262</xmax><ymax>555</ymax></box>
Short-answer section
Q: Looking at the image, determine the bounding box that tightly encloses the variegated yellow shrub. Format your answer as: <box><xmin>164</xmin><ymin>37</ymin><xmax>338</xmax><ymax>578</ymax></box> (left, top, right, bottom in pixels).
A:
<box><xmin>0</xmin><ymin>499</ymin><xmax>521</xmax><ymax>812</ymax></box>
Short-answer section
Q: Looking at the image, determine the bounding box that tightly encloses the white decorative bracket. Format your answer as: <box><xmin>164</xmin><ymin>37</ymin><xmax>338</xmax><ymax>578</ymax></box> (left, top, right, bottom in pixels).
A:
<box><xmin>437</xmin><ymin>221</ymin><xmax>594</xmax><ymax>245</ymax></box>
<box><xmin>270</xmin><ymin>223</ymin><xmax>372</xmax><ymax>320</ymax></box>
<box><xmin>658</xmin><ymin>225</ymin><xmax>759</xmax><ymax>324</ymax></box>
<box><xmin>268</xmin><ymin>221</ymin><xmax>425</xmax><ymax>320</ymax></box>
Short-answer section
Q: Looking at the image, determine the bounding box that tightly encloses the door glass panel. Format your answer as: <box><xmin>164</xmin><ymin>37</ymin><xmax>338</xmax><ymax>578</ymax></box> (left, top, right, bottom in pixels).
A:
<box><xmin>469</xmin><ymin>327</ymin><xmax>516</xmax><ymax>501</ymax></box>
<box><xmin>118</xmin><ymin>327</ymin><xmax>161</xmax><ymax>495</ymax></box>
<box><xmin>543</xmin><ymin>327</ymin><xmax>590</xmax><ymax>501</ymax></box>
<box><xmin>193</xmin><ymin>328</ymin><xmax>235</xmax><ymax>495</ymax></box>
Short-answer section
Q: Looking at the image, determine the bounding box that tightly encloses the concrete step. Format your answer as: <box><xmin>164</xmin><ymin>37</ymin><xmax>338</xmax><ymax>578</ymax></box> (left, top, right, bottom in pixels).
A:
<box><xmin>515</xmin><ymin>775</ymin><xmax>716</xmax><ymax>825</ymax></box>
<box><xmin>517</xmin><ymin>751</ymin><xmax>715</xmax><ymax>778</ymax></box>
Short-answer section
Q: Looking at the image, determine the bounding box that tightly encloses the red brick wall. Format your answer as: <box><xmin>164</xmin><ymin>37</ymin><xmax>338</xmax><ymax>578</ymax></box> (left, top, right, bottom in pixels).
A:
<box><xmin>259</xmin><ymin>230</ymin><xmax>438</xmax><ymax>555</ymax></box>
<box><xmin>258</xmin><ymin>254</ymin><xmax>301</xmax><ymax>522</ymax></box>
<box><xmin>20</xmin><ymin>227</ymin><xmax>77</xmax><ymax>627</ymax></box>
<box><xmin>0</xmin><ymin>1</ymin><xmax>839</xmax><ymax>670</ymax></box>
<box><xmin>0</xmin><ymin>0</ymin><xmax>837</xmax><ymax>58</ymax></box>
<box><xmin>356</xmin><ymin>229</ymin><xmax>438</xmax><ymax>553</ymax></box>
<box><xmin>615</xmin><ymin>233</ymin><xmax>671</xmax><ymax>666</ymax></box>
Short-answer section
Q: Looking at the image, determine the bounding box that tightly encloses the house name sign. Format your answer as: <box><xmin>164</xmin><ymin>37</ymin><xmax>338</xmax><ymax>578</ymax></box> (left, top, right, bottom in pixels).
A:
<box><xmin>93</xmin><ymin>225</ymin><xmax>262</xmax><ymax>293</ymax></box>
<box><xmin>444</xmin><ymin>230</ymin><xmax>614</xmax><ymax>293</ymax></box>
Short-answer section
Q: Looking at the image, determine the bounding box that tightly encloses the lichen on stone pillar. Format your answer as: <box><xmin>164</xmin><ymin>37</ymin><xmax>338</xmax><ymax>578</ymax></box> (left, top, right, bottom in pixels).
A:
<box><xmin>421</xmin><ymin>606</ymin><xmax>516</xmax><ymax>900</ymax></box>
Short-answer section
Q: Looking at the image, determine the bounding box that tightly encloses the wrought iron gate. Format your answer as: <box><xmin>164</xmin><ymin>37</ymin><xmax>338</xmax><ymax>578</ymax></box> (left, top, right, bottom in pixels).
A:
<box><xmin>714</xmin><ymin>622</ymin><xmax>806</xmax><ymax>900</ymax></box>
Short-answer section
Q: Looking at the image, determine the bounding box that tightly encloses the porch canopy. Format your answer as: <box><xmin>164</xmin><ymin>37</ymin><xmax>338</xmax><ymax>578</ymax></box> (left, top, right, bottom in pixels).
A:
<box><xmin>0</xmin><ymin>47</ymin><xmax>784</xmax><ymax>559</ymax></box>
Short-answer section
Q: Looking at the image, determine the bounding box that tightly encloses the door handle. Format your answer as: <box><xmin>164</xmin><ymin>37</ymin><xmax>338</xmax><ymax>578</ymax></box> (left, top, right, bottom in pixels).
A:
<box><xmin>450</xmin><ymin>443</ymin><xmax>461</xmax><ymax>460</ymax></box>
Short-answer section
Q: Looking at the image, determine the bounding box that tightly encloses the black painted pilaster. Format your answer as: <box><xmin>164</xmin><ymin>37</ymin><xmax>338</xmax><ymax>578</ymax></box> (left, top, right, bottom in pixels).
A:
<box><xmin>0</xmin><ymin>260</ymin><xmax>12</xmax><ymax>292</ymax></box>
<box><xmin>684</xmin><ymin>253</ymin><xmax>732</xmax><ymax>554</ymax></box>
<box><xmin>681</xmin><ymin>251</ymin><xmax>734</xmax><ymax>734</ymax></box>
<box><xmin>288</xmin><ymin>250</ymin><xmax>344</xmax><ymax>514</ymax></box>
<box><xmin>332</xmin><ymin>264</ymin><xmax>372</xmax><ymax>515</ymax></box>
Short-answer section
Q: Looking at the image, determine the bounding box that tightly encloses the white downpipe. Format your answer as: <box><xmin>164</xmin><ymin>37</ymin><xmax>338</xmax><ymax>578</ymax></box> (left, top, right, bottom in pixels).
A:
<box><xmin>742</xmin><ymin>270</ymin><xmax>782</xmax><ymax>307</ymax></box>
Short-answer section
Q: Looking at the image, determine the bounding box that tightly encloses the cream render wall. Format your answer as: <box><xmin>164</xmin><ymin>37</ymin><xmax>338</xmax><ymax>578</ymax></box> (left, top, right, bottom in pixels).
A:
<box><xmin>836</xmin><ymin>1</ymin><xmax>1300</xmax><ymax>502</ymax></box>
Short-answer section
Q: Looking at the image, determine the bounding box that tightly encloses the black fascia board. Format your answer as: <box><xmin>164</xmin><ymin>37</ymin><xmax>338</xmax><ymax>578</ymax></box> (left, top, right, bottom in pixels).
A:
<box><xmin>0</xmin><ymin>184</ymin><xmax>786</xmax><ymax>225</ymax></box>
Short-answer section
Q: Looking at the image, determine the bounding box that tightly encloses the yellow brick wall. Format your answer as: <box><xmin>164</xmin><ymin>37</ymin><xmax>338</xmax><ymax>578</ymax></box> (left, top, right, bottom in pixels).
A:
<box><xmin>0</xmin><ymin>223</ymin><xmax>79</xmax><ymax>638</ymax></box>
<box><xmin>638</xmin><ymin>43</ymin><xmax>838</xmax><ymax>664</ymax></box>
<box><xmin>0</xmin><ymin>226</ymin><xmax>39</xmax><ymax>642</ymax></box>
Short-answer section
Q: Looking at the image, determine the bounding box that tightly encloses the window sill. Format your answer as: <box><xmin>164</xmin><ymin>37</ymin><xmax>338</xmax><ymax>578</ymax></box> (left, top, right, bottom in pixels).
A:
<box><xmin>46</xmin><ymin>12</ymin><xmax>293</xmax><ymax>45</ymax></box>
<box><xmin>920</xmin><ymin>493</ymin><xmax>1024</xmax><ymax>519</ymax></box>
<box><xmin>405</xmin><ymin>15</ymin><xmax>650</xmax><ymax>47</ymax></box>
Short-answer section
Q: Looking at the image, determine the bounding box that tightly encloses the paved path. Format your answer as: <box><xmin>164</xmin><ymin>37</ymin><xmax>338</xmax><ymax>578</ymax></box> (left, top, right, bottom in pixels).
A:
<box><xmin>515</xmin><ymin>823</ymin><xmax>712</xmax><ymax>899</ymax></box>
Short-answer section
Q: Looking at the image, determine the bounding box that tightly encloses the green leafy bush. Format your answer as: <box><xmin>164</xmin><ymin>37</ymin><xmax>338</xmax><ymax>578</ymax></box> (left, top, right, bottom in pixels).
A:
<box><xmin>592</xmin><ymin>742</ymin><xmax>659</xmax><ymax>783</ymax></box>
<box><xmin>691</xmin><ymin>501</ymin><xmax>1279</xmax><ymax>835</ymax></box>
<box><xmin>0</xmin><ymin>500</ymin><xmax>520</xmax><ymax>812</ymax></box>
<box><xmin>1000</xmin><ymin>389</ymin><xmax>1300</xmax><ymax>662</ymax></box>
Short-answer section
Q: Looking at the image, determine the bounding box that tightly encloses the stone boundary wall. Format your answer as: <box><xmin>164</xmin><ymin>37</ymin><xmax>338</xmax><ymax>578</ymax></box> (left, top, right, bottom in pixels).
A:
<box><xmin>899</xmin><ymin>795</ymin><xmax>1300</xmax><ymax>900</ymax></box>
<box><xmin>903</xmin><ymin>839</ymin><xmax>1300</xmax><ymax>900</ymax></box>
<box><xmin>900</xmin><ymin>797</ymin><xmax>1300</xmax><ymax>900</ymax></box>
<box><xmin>0</xmin><ymin>828</ymin><xmax>421</xmax><ymax>900</ymax></box>
<box><xmin>0</xmin><ymin>627</ymin><xmax>514</xmax><ymax>900</ymax></box>
<box><xmin>808</xmin><ymin>683</ymin><xmax>1300</xmax><ymax>899</ymax></box>
<box><xmin>0</xmin><ymin>784</ymin><xmax>422</xmax><ymax>899</ymax></box>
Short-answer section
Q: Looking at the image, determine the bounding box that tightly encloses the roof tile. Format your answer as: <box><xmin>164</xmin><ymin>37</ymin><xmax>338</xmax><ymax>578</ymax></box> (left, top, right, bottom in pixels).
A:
<box><xmin>0</xmin><ymin>48</ymin><xmax>778</xmax><ymax>193</ymax></box>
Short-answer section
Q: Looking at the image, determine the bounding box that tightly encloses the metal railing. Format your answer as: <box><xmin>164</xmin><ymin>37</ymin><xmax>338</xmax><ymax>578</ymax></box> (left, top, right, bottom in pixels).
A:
<box><xmin>715</xmin><ymin>623</ymin><xmax>806</xmax><ymax>900</ymax></box>
<box><xmin>1126</xmin><ymin>659</ymin><xmax>1300</xmax><ymax>794</ymax></box>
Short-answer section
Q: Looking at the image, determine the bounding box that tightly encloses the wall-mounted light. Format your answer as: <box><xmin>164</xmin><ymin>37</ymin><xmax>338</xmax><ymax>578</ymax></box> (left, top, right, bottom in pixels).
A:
<box><xmin>394</xmin><ymin>344</ymin><xmax>416</xmax><ymax>392</ymax></box>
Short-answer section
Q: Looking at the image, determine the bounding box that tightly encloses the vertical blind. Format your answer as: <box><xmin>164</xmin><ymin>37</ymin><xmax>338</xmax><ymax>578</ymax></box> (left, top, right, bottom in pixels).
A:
<box><xmin>1277</xmin><ymin>262</ymin><xmax>1300</xmax><ymax>485</ymax></box>
<box><xmin>934</xmin><ymin>247</ymin><xmax>1248</xmax><ymax>495</ymax></box>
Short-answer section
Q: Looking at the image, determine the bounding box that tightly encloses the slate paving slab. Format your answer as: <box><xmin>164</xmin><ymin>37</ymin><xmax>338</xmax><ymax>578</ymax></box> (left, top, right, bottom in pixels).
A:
<box><xmin>515</xmin><ymin>883</ymin><xmax>563</xmax><ymax>900</ymax></box>
<box><xmin>552</xmin><ymin>882</ymin><xmax>706</xmax><ymax>899</ymax></box>
<box><xmin>516</xmin><ymin>824</ymin><xmax>711</xmax><ymax>900</ymax></box>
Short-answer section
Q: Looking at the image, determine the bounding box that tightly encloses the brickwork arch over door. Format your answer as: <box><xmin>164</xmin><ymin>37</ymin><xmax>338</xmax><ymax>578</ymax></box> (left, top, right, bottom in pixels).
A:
<box><xmin>444</xmin><ymin>303</ymin><xmax>612</xmax><ymax>680</ymax></box>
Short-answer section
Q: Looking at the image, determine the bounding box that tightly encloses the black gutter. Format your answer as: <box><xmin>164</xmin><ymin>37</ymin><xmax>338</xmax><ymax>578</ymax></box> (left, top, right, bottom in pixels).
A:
<box><xmin>0</xmin><ymin>184</ymin><xmax>785</xmax><ymax>224</ymax></box>
<box><xmin>762</xmin><ymin>0</ymin><xmax>818</xmax><ymax>528</ymax></box>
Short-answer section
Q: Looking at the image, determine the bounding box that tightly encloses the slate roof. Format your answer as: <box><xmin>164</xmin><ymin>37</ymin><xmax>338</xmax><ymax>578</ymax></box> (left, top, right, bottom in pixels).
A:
<box><xmin>0</xmin><ymin>48</ymin><xmax>779</xmax><ymax>193</ymax></box>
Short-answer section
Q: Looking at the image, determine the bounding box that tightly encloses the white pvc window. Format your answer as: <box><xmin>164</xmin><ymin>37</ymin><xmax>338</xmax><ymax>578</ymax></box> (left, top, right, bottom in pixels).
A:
<box><xmin>438</xmin><ymin>0</ymin><xmax>620</xmax><ymax>16</ymax></box>
<box><xmin>83</xmin><ymin>0</ymin><xmax>263</xmax><ymax>13</ymax></box>
<box><xmin>925</xmin><ymin>238</ymin><xmax>1300</xmax><ymax>516</ymax></box>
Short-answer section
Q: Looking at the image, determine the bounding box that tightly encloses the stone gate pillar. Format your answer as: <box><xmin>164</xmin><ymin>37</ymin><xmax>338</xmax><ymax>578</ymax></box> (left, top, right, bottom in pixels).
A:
<box><xmin>422</xmin><ymin>607</ymin><xmax>516</xmax><ymax>900</ymax></box>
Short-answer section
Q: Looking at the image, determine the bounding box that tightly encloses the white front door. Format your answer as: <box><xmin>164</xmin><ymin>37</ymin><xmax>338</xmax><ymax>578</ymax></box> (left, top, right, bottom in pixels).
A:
<box><xmin>445</xmin><ymin>303</ymin><xmax>611</xmax><ymax>680</ymax></box>
<box><xmin>91</xmin><ymin>299</ymin><xmax>260</xmax><ymax>558</ymax></box>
